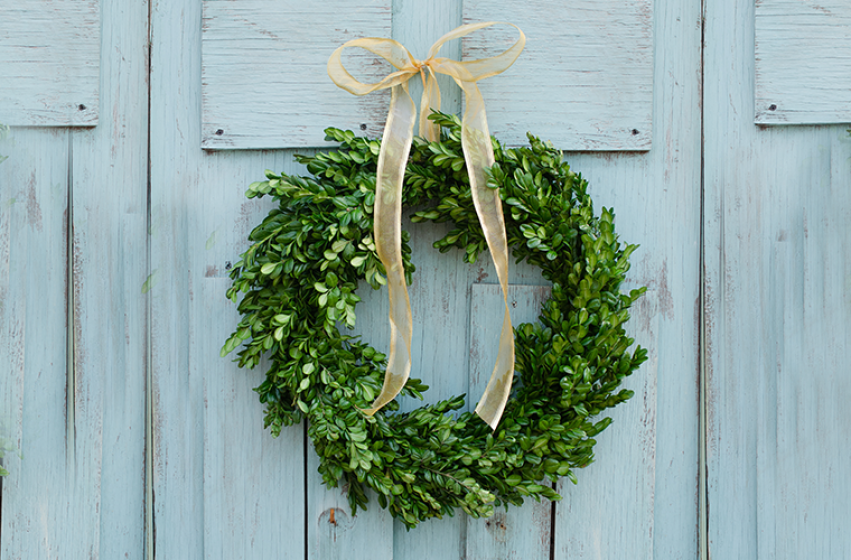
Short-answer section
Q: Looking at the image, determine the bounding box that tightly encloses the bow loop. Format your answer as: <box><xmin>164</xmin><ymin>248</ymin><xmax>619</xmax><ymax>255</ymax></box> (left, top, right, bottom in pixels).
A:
<box><xmin>328</xmin><ymin>22</ymin><xmax>524</xmax><ymax>430</ymax></box>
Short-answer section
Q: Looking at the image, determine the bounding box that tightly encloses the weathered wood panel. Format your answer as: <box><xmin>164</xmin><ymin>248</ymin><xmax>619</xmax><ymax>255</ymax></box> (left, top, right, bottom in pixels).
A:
<box><xmin>466</xmin><ymin>284</ymin><xmax>552</xmax><ymax>560</ymax></box>
<box><xmin>307</xmin><ymin>444</ymin><xmax>393</xmax><ymax>560</ymax></box>
<box><xmin>0</xmin><ymin>128</ymin><xmax>74</xmax><ymax>558</ymax></box>
<box><xmin>462</xmin><ymin>0</ymin><xmax>654</xmax><ymax>151</ymax></box>
<box><xmin>706</xmin><ymin>0</ymin><xmax>851</xmax><ymax>556</ymax></box>
<box><xmin>554</xmin><ymin>286</ymin><xmax>657</xmax><ymax>560</ymax></box>
<box><xmin>549</xmin><ymin>0</ymin><xmax>701</xmax><ymax>555</ymax></box>
<box><xmin>0</xmin><ymin>0</ymin><xmax>100</xmax><ymax>126</ymax></box>
<box><xmin>0</xmin><ymin>0</ymin><xmax>148</xmax><ymax>557</ymax></box>
<box><xmin>755</xmin><ymin>0</ymin><xmax>851</xmax><ymax>124</ymax></box>
<box><xmin>151</xmin><ymin>0</ymin><xmax>307</xmax><ymax>556</ymax></box>
<box><xmin>66</xmin><ymin>0</ymin><xmax>150</xmax><ymax>556</ymax></box>
<box><xmin>201</xmin><ymin>0</ymin><xmax>392</xmax><ymax>149</ymax></box>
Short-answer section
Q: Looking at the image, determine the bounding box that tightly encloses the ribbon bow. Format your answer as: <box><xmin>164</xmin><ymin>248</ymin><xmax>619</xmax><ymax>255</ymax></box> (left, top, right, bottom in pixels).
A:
<box><xmin>328</xmin><ymin>22</ymin><xmax>525</xmax><ymax>430</ymax></box>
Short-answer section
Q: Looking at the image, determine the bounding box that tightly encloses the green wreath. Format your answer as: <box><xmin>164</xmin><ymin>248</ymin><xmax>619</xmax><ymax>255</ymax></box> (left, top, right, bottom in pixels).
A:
<box><xmin>222</xmin><ymin>113</ymin><xmax>647</xmax><ymax>529</ymax></box>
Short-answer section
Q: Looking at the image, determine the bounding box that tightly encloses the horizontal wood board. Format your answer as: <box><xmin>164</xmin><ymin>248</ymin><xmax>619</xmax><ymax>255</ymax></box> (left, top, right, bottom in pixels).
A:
<box><xmin>201</xmin><ymin>0</ymin><xmax>392</xmax><ymax>149</ymax></box>
<box><xmin>755</xmin><ymin>0</ymin><xmax>851</xmax><ymax>124</ymax></box>
<box><xmin>462</xmin><ymin>0</ymin><xmax>654</xmax><ymax>151</ymax></box>
<box><xmin>0</xmin><ymin>0</ymin><xmax>100</xmax><ymax>126</ymax></box>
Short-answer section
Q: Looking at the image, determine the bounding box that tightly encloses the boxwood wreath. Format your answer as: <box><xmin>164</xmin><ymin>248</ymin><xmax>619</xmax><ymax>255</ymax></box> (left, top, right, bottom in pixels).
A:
<box><xmin>222</xmin><ymin>112</ymin><xmax>647</xmax><ymax>529</ymax></box>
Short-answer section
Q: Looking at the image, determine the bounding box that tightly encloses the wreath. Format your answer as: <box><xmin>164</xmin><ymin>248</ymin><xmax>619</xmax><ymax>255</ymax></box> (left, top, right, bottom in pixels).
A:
<box><xmin>222</xmin><ymin>112</ymin><xmax>647</xmax><ymax>529</ymax></box>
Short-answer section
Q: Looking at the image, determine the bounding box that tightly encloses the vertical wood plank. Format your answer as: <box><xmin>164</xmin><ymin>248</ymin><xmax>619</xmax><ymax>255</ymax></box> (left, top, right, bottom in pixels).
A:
<box><xmin>705</xmin><ymin>0</ymin><xmax>851</xmax><ymax>552</ymax></box>
<box><xmin>1</xmin><ymin>1</ymin><xmax>149</xmax><ymax>557</ymax></box>
<box><xmin>151</xmin><ymin>0</ymin><xmax>307</xmax><ymax>557</ymax></box>
<box><xmin>549</xmin><ymin>0</ymin><xmax>702</xmax><ymax>556</ymax></box>
<box><xmin>466</xmin><ymin>284</ymin><xmax>552</xmax><ymax>560</ymax></box>
<box><xmin>388</xmin><ymin>2</ymin><xmax>471</xmax><ymax>558</ymax></box>
<box><xmin>198</xmin><ymin>152</ymin><xmax>306</xmax><ymax>560</ymax></box>
<box><xmin>67</xmin><ymin>0</ymin><xmax>150</xmax><ymax>556</ymax></box>
<box><xmin>554</xmin><ymin>287</ymin><xmax>658</xmax><ymax>560</ymax></box>
<box><xmin>0</xmin><ymin>128</ymin><xmax>73</xmax><ymax>558</ymax></box>
<box><xmin>307</xmin><ymin>442</ymin><xmax>393</xmax><ymax>560</ymax></box>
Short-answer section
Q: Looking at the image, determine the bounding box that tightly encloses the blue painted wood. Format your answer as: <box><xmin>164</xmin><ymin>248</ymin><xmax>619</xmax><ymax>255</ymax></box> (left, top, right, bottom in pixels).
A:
<box><xmin>307</xmin><ymin>443</ymin><xmax>393</xmax><ymax>560</ymax></box>
<box><xmin>755</xmin><ymin>0</ymin><xmax>851</xmax><ymax>124</ymax></box>
<box><xmin>550</xmin><ymin>0</ymin><xmax>702</xmax><ymax>556</ymax></box>
<box><xmin>150</xmin><ymin>0</ymin><xmax>308</xmax><ymax>557</ymax></box>
<box><xmin>0</xmin><ymin>0</ymin><xmax>717</xmax><ymax>558</ymax></box>
<box><xmin>462</xmin><ymin>0</ymin><xmax>654</xmax><ymax>150</ymax></box>
<box><xmin>0</xmin><ymin>128</ymin><xmax>74</xmax><ymax>557</ymax></box>
<box><xmin>0</xmin><ymin>0</ymin><xmax>148</xmax><ymax>556</ymax></box>
<box><xmin>201</xmin><ymin>0</ymin><xmax>392</xmax><ymax>149</ymax></box>
<box><xmin>0</xmin><ymin>0</ymin><xmax>100</xmax><ymax>126</ymax></box>
<box><xmin>67</xmin><ymin>0</ymin><xmax>150</xmax><ymax>556</ymax></box>
<box><xmin>466</xmin><ymin>284</ymin><xmax>553</xmax><ymax>560</ymax></box>
<box><xmin>706</xmin><ymin>0</ymin><xmax>851</xmax><ymax>556</ymax></box>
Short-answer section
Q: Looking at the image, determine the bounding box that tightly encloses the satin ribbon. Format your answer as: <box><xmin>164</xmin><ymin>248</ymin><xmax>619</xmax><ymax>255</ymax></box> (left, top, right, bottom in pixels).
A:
<box><xmin>328</xmin><ymin>22</ymin><xmax>524</xmax><ymax>430</ymax></box>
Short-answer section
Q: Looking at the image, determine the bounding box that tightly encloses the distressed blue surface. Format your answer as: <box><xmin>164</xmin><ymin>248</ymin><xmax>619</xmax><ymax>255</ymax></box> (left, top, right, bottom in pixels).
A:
<box><xmin>11</xmin><ymin>0</ymin><xmax>851</xmax><ymax>558</ymax></box>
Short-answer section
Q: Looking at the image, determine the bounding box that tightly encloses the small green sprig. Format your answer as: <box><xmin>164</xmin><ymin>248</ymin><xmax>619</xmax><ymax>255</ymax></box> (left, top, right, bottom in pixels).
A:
<box><xmin>0</xmin><ymin>123</ymin><xmax>10</xmax><ymax>165</ymax></box>
<box><xmin>222</xmin><ymin>112</ymin><xmax>647</xmax><ymax>528</ymax></box>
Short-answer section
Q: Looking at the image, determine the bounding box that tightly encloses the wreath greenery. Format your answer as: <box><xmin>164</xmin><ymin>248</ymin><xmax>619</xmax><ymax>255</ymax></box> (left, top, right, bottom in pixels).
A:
<box><xmin>222</xmin><ymin>112</ymin><xmax>647</xmax><ymax>529</ymax></box>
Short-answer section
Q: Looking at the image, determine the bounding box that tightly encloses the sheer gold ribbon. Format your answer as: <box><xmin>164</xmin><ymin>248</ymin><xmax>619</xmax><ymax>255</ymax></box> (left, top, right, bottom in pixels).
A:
<box><xmin>328</xmin><ymin>22</ymin><xmax>524</xmax><ymax>429</ymax></box>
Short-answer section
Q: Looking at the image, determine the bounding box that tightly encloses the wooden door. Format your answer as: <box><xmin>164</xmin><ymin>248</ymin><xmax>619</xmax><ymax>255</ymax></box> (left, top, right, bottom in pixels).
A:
<box><xmin>3</xmin><ymin>0</ymin><xmax>847</xmax><ymax>558</ymax></box>
<box><xmin>148</xmin><ymin>1</ymin><xmax>700</xmax><ymax>558</ymax></box>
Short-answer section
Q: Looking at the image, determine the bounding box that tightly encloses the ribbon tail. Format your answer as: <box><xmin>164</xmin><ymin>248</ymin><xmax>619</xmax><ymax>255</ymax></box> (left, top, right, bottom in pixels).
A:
<box><xmin>458</xmin><ymin>81</ymin><xmax>515</xmax><ymax>430</ymax></box>
<box><xmin>363</xmin><ymin>83</ymin><xmax>417</xmax><ymax>416</ymax></box>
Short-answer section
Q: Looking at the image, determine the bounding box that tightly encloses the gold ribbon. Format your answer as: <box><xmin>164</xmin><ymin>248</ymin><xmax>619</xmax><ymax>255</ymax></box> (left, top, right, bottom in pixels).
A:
<box><xmin>328</xmin><ymin>22</ymin><xmax>525</xmax><ymax>430</ymax></box>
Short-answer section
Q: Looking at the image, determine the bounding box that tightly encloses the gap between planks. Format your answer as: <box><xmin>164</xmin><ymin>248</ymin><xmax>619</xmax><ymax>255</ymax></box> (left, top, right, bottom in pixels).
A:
<box><xmin>66</xmin><ymin>130</ymin><xmax>76</xmax><ymax>482</ymax></box>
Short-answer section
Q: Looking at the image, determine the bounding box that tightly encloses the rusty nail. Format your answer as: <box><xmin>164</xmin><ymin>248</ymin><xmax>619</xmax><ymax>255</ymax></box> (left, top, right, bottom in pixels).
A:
<box><xmin>329</xmin><ymin>507</ymin><xmax>336</xmax><ymax>525</ymax></box>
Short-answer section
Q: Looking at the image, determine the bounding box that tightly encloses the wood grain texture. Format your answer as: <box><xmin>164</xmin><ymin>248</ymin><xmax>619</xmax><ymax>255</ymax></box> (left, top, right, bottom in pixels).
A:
<box><xmin>549</xmin><ymin>0</ymin><xmax>702</xmax><ymax>555</ymax></box>
<box><xmin>755</xmin><ymin>0</ymin><xmax>851</xmax><ymax>124</ymax></box>
<box><xmin>466</xmin><ymin>284</ymin><xmax>552</xmax><ymax>560</ymax></box>
<box><xmin>0</xmin><ymin>0</ymin><xmax>100</xmax><ymax>126</ymax></box>
<box><xmin>66</xmin><ymin>0</ymin><xmax>150</xmax><ymax>556</ymax></box>
<box><xmin>462</xmin><ymin>0</ymin><xmax>654</xmax><ymax>151</ymax></box>
<box><xmin>0</xmin><ymin>128</ymin><xmax>74</xmax><ymax>558</ymax></box>
<box><xmin>554</xmin><ymin>287</ymin><xmax>658</xmax><ymax>560</ymax></box>
<box><xmin>307</xmin><ymin>442</ymin><xmax>393</xmax><ymax>560</ymax></box>
<box><xmin>706</xmin><ymin>0</ymin><xmax>851</xmax><ymax>557</ymax></box>
<box><xmin>0</xmin><ymin>0</ymin><xmax>148</xmax><ymax>556</ymax></box>
<box><xmin>201</xmin><ymin>0</ymin><xmax>392</xmax><ymax>149</ymax></box>
<box><xmin>151</xmin><ymin>0</ymin><xmax>308</xmax><ymax>556</ymax></box>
